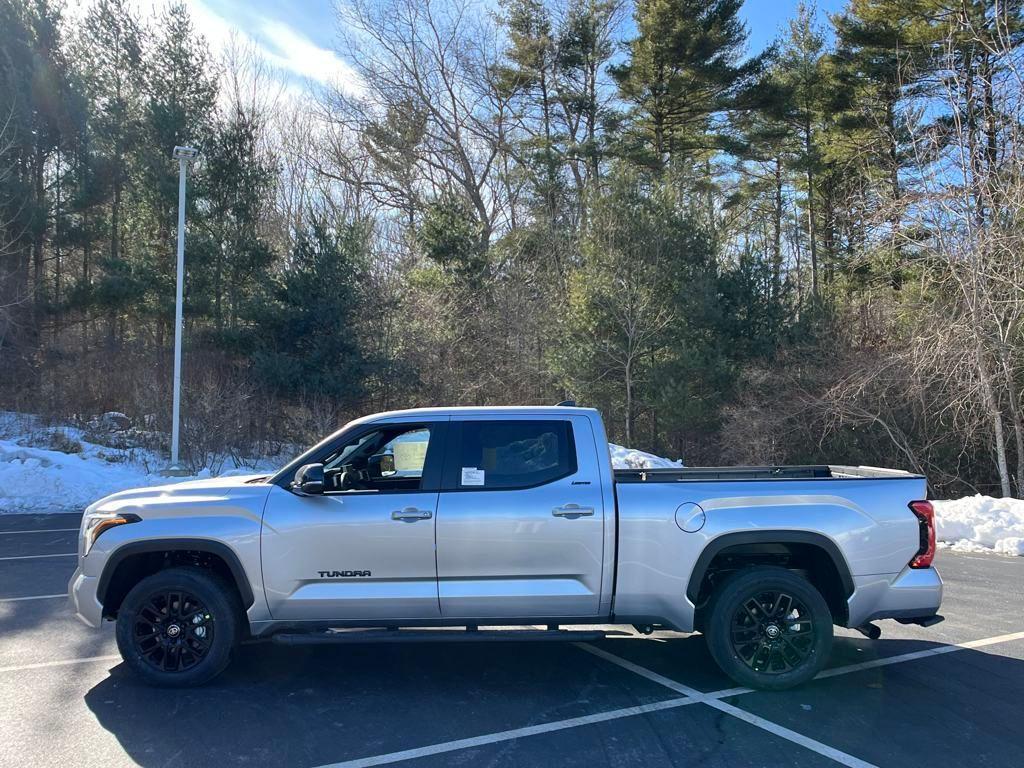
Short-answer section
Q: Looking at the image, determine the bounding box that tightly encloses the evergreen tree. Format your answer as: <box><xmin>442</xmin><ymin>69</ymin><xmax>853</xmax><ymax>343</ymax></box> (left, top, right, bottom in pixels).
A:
<box><xmin>197</xmin><ymin>108</ymin><xmax>276</xmax><ymax>333</ymax></box>
<box><xmin>498</xmin><ymin>0</ymin><xmax>562</xmax><ymax>217</ymax></box>
<box><xmin>247</xmin><ymin>222</ymin><xmax>369</xmax><ymax>406</ymax></box>
<box><xmin>730</xmin><ymin>63</ymin><xmax>798</xmax><ymax>306</ymax></box>
<box><xmin>72</xmin><ymin>0</ymin><xmax>146</xmax><ymax>337</ymax></box>
<box><xmin>775</xmin><ymin>3</ymin><xmax>831</xmax><ymax>300</ymax></box>
<box><xmin>139</xmin><ymin>1</ymin><xmax>217</xmax><ymax>332</ymax></box>
<box><xmin>417</xmin><ymin>193</ymin><xmax>489</xmax><ymax>286</ymax></box>
<box><xmin>553</xmin><ymin>169</ymin><xmax>716</xmax><ymax>446</ymax></box>
<box><xmin>611</xmin><ymin>0</ymin><xmax>763</xmax><ymax>173</ymax></box>
<box><xmin>0</xmin><ymin>0</ymin><xmax>81</xmax><ymax>338</ymax></box>
<box><xmin>0</xmin><ymin>0</ymin><xmax>43</xmax><ymax>337</ymax></box>
<box><xmin>555</xmin><ymin>0</ymin><xmax>618</xmax><ymax>193</ymax></box>
<box><xmin>77</xmin><ymin>0</ymin><xmax>144</xmax><ymax>269</ymax></box>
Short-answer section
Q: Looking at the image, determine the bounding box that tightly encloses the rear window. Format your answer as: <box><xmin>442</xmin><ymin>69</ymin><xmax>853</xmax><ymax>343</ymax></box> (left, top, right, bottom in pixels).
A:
<box><xmin>452</xmin><ymin>420</ymin><xmax>576</xmax><ymax>490</ymax></box>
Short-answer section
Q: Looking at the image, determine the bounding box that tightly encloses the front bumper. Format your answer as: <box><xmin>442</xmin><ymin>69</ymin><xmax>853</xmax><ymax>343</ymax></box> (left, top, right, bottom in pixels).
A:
<box><xmin>67</xmin><ymin>566</ymin><xmax>104</xmax><ymax>628</ymax></box>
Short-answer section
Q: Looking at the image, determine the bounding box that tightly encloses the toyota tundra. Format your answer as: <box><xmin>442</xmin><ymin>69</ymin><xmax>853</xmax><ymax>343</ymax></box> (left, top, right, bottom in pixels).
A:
<box><xmin>69</xmin><ymin>405</ymin><xmax>943</xmax><ymax>689</ymax></box>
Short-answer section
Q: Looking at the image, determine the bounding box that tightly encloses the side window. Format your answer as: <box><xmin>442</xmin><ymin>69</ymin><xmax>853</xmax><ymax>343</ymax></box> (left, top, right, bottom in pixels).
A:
<box><xmin>323</xmin><ymin>424</ymin><xmax>434</xmax><ymax>493</ymax></box>
<box><xmin>454</xmin><ymin>420</ymin><xmax>576</xmax><ymax>490</ymax></box>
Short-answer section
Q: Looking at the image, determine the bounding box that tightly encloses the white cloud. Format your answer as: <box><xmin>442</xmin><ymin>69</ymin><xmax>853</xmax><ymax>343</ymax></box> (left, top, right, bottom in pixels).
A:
<box><xmin>184</xmin><ymin>0</ymin><xmax>241</xmax><ymax>54</ymax></box>
<box><xmin>116</xmin><ymin>0</ymin><xmax>363</xmax><ymax>98</ymax></box>
<box><xmin>258</xmin><ymin>18</ymin><xmax>364</xmax><ymax>96</ymax></box>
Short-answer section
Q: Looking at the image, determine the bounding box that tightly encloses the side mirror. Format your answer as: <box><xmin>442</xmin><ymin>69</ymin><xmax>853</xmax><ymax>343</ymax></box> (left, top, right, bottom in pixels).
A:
<box><xmin>293</xmin><ymin>463</ymin><xmax>325</xmax><ymax>495</ymax></box>
<box><xmin>367</xmin><ymin>453</ymin><xmax>396</xmax><ymax>479</ymax></box>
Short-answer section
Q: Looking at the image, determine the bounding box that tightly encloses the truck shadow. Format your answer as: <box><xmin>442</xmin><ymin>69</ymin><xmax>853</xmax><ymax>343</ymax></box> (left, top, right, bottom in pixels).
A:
<box><xmin>81</xmin><ymin>634</ymin><xmax>1024</xmax><ymax>767</ymax></box>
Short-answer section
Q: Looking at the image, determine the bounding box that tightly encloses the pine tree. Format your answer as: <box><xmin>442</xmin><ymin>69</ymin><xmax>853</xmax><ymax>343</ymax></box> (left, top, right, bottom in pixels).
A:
<box><xmin>553</xmin><ymin>170</ymin><xmax>716</xmax><ymax>445</ymax></box>
<box><xmin>775</xmin><ymin>3</ymin><xmax>830</xmax><ymax>301</ymax></box>
<box><xmin>730</xmin><ymin>63</ymin><xmax>798</xmax><ymax>306</ymax></box>
<box><xmin>0</xmin><ymin>0</ymin><xmax>42</xmax><ymax>337</ymax></box>
<box><xmin>247</xmin><ymin>222</ymin><xmax>369</xmax><ymax>406</ymax></box>
<box><xmin>138</xmin><ymin>1</ymin><xmax>217</xmax><ymax>333</ymax></box>
<box><xmin>611</xmin><ymin>0</ymin><xmax>763</xmax><ymax>173</ymax></box>
<box><xmin>72</xmin><ymin>0</ymin><xmax>146</xmax><ymax>341</ymax></box>
<box><xmin>78</xmin><ymin>0</ymin><xmax>145</xmax><ymax>269</ymax></box>
<box><xmin>198</xmin><ymin>109</ymin><xmax>276</xmax><ymax>333</ymax></box>
<box><xmin>498</xmin><ymin>0</ymin><xmax>561</xmax><ymax>217</ymax></box>
<box><xmin>555</xmin><ymin>0</ymin><xmax>618</xmax><ymax>193</ymax></box>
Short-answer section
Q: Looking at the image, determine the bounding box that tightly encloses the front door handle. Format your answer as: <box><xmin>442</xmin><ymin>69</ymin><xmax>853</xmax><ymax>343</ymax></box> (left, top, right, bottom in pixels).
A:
<box><xmin>552</xmin><ymin>504</ymin><xmax>595</xmax><ymax>519</ymax></box>
<box><xmin>392</xmin><ymin>507</ymin><xmax>433</xmax><ymax>522</ymax></box>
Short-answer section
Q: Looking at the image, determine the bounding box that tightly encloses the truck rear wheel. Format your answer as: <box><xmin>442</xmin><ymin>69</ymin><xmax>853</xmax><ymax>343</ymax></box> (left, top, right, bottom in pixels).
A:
<box><xmin>115</xmin><ymin>566</ymin><xmax>239</xmax><ymax>687</ymax></box>
<box><xmin>704</xmin><ymin>566</ymin><xmax>832</xmax><ymax>691</ymax></box>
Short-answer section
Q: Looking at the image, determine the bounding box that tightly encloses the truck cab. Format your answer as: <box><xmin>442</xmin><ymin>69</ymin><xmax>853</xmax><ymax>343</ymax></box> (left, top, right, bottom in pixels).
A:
<box><xmin>262</xmin><ymin>407</ymin><xmax>614</xmax><ymax>625</ymax></box>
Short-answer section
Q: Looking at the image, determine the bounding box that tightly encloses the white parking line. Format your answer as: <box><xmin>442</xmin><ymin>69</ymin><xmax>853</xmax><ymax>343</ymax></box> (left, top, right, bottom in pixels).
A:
<box><xmin>580</xmin><ymin>630</ymin><xmax>1024</xmax><ymax>765</ymax></box>
<box><xmin>816</xmin><ymin>629</ymin><xmax>1024</xmax><ymax>679</ymax></box>
<box><xmin>0</xmin><ymin>594</ymin><xmax>66</xmax><ymax>603</ymax></box>
<box><xmin>0</xmin><ymin>553</ymin><xmax>77</xmax><ymax>561</ymax></box>
<box><xmin>575</xmin><ymin>642</ymin><xmax>707</xmax><ymax>696</ymax></box>
<box><xmin>705</xmin><ymin>699</ymin><xmax>877</xmax><ymax>768</ymax></box>
<box><xmin>577</xmin><ymin>644</ymin><xmax>875</xmax><ymax>768</ymax></box>
<box><xmin>316</xmin><ymin>697</ymin><xmax>698</xmax><ymax>768</ymax></box>
<box><xmin>0</xmin><ymin>655</ymin><xmax>120</xmax><ymax>674</ymax></box>
<box><xmin>0</xmin><ymin>528</ymin><xmax>79</xmax><ymax>535</ymax></box>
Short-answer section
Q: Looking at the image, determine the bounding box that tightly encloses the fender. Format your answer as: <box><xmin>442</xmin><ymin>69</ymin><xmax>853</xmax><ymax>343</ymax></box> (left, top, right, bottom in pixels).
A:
<box><xmin>685</xmin><ymin>530</ymin><xmax>855</xmax><ymax>604</ymax></box>
<box><xmin>96</xmin><ymin>538</ymin><xmax>256</xmax><ymax>608</ymax></box>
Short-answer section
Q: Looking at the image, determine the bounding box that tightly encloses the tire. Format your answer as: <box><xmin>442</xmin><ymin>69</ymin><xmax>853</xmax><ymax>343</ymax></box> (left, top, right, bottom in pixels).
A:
<box><xmin>704</xmin><ymin>566</ymin><xmax>833</xmax><ymax>691</ymax></box>
<box><xmin>115</xmin><ymin>566</ymin><xmax>239</xmax><ymax>687</ymax></box>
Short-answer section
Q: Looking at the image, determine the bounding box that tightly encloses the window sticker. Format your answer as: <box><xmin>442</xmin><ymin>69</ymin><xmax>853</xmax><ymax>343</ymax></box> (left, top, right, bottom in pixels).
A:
<box><xmin>461</xmin><ymin>467</ymin><xmax>485</xmax><ymax>486</ymax></box>
<box><xmin>393</xmin><ymin>439</ymin><xmax>428</xmax><ymax>471</ymax></box>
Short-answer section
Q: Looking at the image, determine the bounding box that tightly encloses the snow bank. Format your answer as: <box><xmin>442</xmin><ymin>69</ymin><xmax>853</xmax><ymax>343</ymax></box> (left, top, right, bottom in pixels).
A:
<box><xmin>0</xmin><ymin>412</ymin><xmax>277</xmax><ymax>513</ymax></box>
<box><xmin>609</xmin><ymin>443</ymin><xmax>683</xmax><ymax>470</ymax></box>
<box><xmin>933</xmin><ymin>495</ymin><xmax>1024</xmax><ymax>556</ymax></box>
<box><xmin>0</xmin><ymin>439</ymin><xmax>207</xmax><ymax>513</ymax></box>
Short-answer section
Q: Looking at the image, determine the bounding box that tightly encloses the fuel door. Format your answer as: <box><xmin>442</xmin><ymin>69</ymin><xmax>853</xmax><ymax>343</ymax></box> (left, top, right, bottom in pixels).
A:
<box><xmin>674</xmin><ymin>502</ymin><xmax>706</xmax><ymax>533</ymax></box>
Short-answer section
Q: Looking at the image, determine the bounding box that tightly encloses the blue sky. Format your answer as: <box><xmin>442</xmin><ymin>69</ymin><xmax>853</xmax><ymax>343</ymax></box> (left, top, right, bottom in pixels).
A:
<box><xmin>742</xmin><ymin>0</ymin><xmax>846</xmax><ymax>53</ymax></box>
<box><xmin>168</xmin><ymin>0</ymin><xmax>848</xmax><ymax>91</ymax></box>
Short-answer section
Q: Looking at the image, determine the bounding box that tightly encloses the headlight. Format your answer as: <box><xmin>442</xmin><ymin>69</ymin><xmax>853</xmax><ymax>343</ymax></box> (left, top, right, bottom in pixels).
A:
<box><xmin>83</xmin><ymin>512</ymin><xmax>140</xmax><ymax>554</ymax></box>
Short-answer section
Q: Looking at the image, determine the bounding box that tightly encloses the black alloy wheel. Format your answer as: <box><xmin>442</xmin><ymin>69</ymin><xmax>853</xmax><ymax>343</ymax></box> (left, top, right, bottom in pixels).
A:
<box><xmin>729</xmin><ymin>589</ymin><xmax>815</xmax><ymax>675</ymax></box>
<box><xmin>131</xmin><ymin>589</ymin><xmax>215</xmax><ymax>673</ymax></box>
<box><xmin>704</xmin><ymin>566</ymin><xmax>833</xmax><ymax>690</ymax></box>
<box><xmin>116</xmin><ymin>566</ymin><xmax>239</xmax><ymax>687</ymax></box>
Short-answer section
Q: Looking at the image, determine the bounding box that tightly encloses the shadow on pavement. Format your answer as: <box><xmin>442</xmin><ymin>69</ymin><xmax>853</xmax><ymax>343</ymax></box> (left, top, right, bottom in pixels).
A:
<box><xmin>82</xmin><ymin>635</ymin><xmax>1024</xmax><ymax>768</ymax></box>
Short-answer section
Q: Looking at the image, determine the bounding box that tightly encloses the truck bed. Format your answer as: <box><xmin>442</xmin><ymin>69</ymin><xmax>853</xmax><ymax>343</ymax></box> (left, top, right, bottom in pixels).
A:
<box><xmin>613</xmin><ymin>465</ymin><xmax>922</xmax><ymax>482</ymax></box>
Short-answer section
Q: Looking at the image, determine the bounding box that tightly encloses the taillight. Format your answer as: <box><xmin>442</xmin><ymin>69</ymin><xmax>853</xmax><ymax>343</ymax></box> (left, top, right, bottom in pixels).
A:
<box><xmin>908</xmin><ymin>500</ymin><xmax>936</xmax><ymax>568</ymax></box>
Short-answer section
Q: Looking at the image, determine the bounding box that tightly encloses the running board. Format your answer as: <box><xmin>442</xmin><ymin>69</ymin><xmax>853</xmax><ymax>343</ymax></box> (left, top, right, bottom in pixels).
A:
<box><xmin>270</xmin><ymin>628</ymin><xmax>628</xmax><ymax>646</ymax></box>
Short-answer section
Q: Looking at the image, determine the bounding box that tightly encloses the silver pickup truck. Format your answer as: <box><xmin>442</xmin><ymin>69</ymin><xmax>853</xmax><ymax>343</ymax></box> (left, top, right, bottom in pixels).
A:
<box><xmin>69</xmin><ymin>405</ymin><xmax>943</xmax><ymax>690</ymax></box>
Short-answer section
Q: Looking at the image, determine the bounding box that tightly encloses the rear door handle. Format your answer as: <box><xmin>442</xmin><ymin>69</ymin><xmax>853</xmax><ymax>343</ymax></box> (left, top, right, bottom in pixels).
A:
<box><xmin>391</xmin><ymin>507</ymin><xmax>433</xmax><ymax>522</ymax></box>
<box><xmin>552</xmin><ymin>504</ymin><xmax>595</xmax><ymax>519</ymax></box>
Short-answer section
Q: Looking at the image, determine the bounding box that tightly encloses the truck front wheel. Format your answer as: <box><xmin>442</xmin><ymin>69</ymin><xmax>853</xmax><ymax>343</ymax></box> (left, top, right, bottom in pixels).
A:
<box><xmin>115</xmin><ymin>566</ymin><xmax>239</xmax><ymax>687</ymax></box>
<box><xmin>704</xmin><ymin>566</ymin><xmax>833</xmax><ymax>691</ymax></box>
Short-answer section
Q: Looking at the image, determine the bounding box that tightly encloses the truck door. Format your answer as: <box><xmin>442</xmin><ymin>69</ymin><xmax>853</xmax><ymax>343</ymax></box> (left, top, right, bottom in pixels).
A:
<box><xmin>435</xmin><ymin>415</ymin><xmax>605</xmax><ymax>619</ymax></box>
<box><xmin>261</xmin><ymin>420</ymin><xmax>447</xmax><ymax>621</ymax></box>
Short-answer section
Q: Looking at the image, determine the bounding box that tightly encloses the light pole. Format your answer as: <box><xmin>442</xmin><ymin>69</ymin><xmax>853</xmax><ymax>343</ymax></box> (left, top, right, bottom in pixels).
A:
<box><xmin>166</xmin><ymin>145</ymin><xmax>199</xmax><ymax>474</ymax></box>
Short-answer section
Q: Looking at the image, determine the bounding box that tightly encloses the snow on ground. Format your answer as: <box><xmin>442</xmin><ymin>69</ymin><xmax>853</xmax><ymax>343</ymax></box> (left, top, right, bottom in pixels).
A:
<box><xmin>0</xmin><ymin>438</ymin><xmax>181</xmax><ymax>513</ymax></box>
<box><xmin>608</xmin><ymin>443</ymin><xmax>684</xmax><ymax>470</ymax></box>
<box><xmin>933</xmin><ymin>495</ymin><xmax>1024</xmax><ymax>556</ymax></box>
<box><xmin>0</xmin><ymin>412</ymin><xmax>277</xmax><ymax>513</ymax></box>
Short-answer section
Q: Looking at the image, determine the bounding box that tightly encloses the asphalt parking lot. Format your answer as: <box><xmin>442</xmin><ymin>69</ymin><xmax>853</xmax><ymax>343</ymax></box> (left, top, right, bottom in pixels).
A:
<box><xmin>1</xmin><ymin>512</ymin><xmax>1022</xmax><ymax>768</ymax></box>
